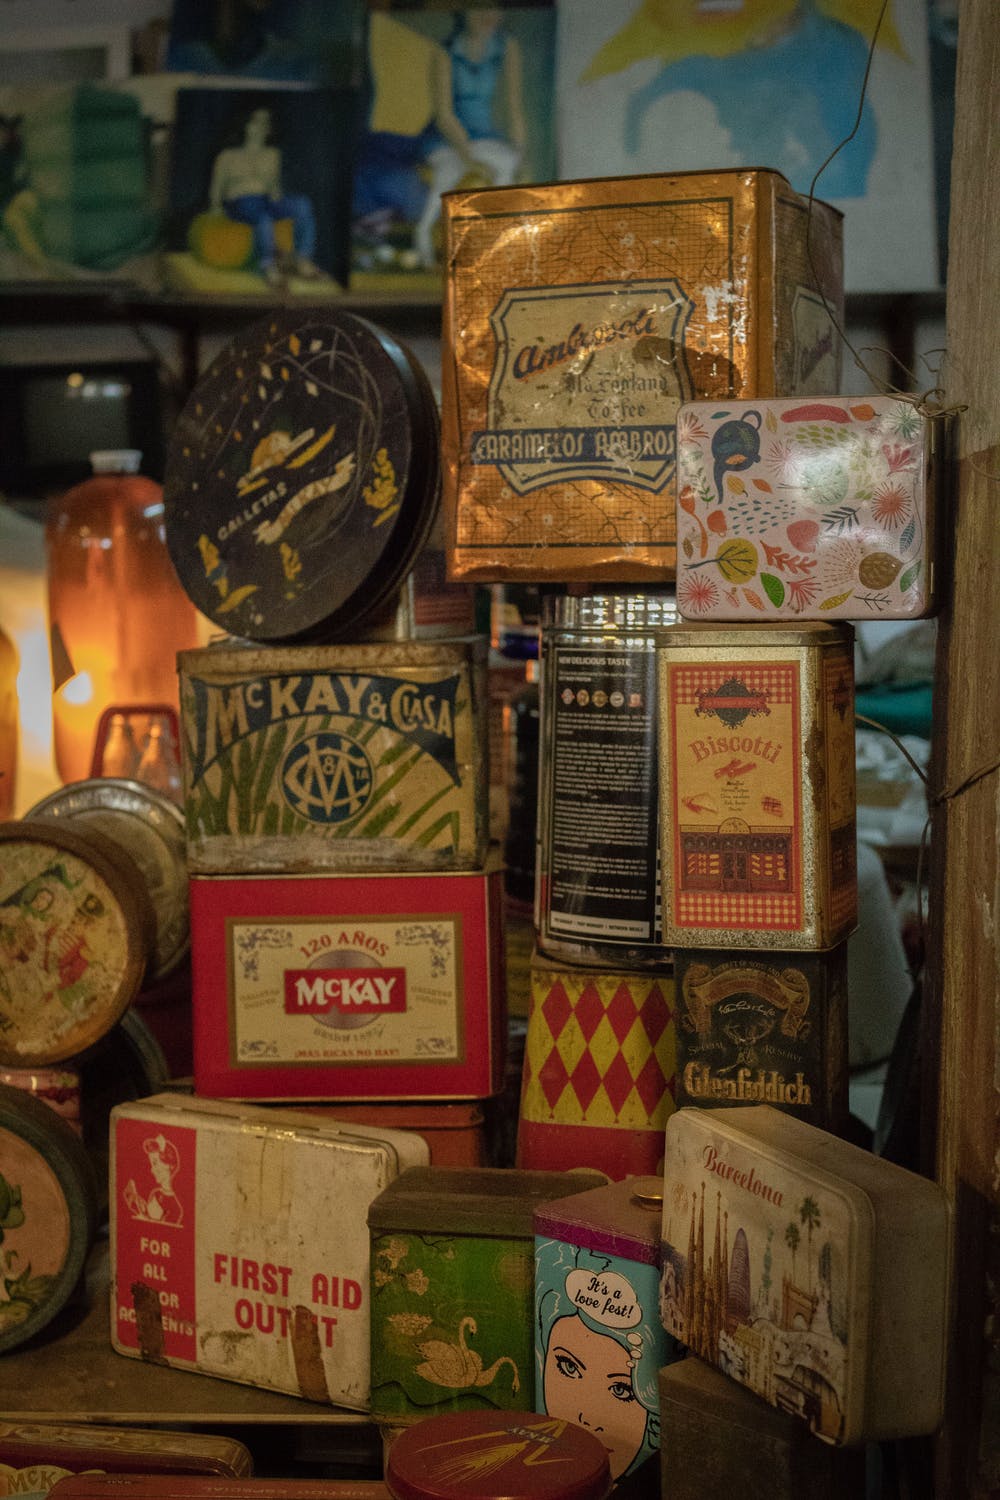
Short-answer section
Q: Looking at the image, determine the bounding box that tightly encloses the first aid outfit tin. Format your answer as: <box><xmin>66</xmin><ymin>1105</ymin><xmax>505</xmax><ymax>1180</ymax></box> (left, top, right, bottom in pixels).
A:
<box><xmin>658</xmin><ymin>1106</ymin><xmax>950</xmax><ymax>1444</ymax></box>
<box><xmin>110</xmin><ymin>1093</ymin><xmax>429</xmax><ymax>1409</ymax></box>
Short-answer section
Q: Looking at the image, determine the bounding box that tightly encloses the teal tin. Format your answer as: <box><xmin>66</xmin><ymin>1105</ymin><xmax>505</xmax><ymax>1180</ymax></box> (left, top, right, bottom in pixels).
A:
<box><xmin>534</xmin><ymin>1176</ymin><xmax>681</xmax><ymax>1484</ymax></box>
<box><xmin>368</xmin><ymin>1166</ymin><xmax>604</xmax><ymax>1430</ymax></box>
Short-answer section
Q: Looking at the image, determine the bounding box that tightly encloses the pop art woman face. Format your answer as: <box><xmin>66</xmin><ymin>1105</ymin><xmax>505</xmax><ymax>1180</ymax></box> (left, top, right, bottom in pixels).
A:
<box><xmin>543</xmin><ymin>1313</ymin><xmax>648</xmax><ymax>1479</ymax></box>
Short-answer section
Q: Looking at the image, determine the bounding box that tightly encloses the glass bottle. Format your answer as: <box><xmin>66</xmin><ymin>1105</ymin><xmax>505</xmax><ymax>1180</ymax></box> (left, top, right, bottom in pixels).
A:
<box><xmin>99</xmin><ymin>712</ymin><xmax>139</xmax><ymax>779</ymax></box>
<box><xmin>45</xmin><ymin>450</ymin><xmax>200</xmax><ymax>785</ymax></box>
<box><xmin>134</xmin><ymin>714</ymin><xmax>182</xmax><ymax>804</ymax></box>
<box><xmin>0</xmin><ymin>623</ymin><xmax>18</xmax><ymax>819</ymax></box>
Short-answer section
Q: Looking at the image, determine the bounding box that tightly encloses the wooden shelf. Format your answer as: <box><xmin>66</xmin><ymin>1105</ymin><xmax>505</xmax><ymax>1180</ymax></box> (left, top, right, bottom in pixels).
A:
<box><xmin>4</xmin><ymin>1238</ymin><xmax>378</xmax><ymax>1428</ymax></box>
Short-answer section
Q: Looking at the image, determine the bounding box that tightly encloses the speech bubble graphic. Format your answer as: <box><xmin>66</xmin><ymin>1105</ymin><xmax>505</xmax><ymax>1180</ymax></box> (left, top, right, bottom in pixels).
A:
<box><xmin>565</xmin><ymin>1268</ymin><xmax>641</xmax><ymax>1329</ymax></box>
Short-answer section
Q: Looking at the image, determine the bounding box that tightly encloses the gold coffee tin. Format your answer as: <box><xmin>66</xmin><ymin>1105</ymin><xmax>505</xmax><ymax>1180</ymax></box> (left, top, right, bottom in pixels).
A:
<box><xmin>658</xmin><ymin>622</ymin><xmax>856</xmax><ymax>950</ymax></box>
<box><xmin>442</xmin><ymin>168</ymin><xmax>843</xmax><ymax>584</ymax></box>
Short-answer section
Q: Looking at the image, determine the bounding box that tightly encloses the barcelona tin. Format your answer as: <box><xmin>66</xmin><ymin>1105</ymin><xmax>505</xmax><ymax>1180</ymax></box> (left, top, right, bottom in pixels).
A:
<box><xmin>658</xmin><ymin>622</ymin><xmax>856</xmax><ymax>949</ymax></box>
<box><xmin>659</xmin><ymin>1105</ymin><xmax>950</xmax><ymax>1443</ymax></box>
<box><xmin>110</xmin><ymin>1092</ymin><xmax>429</xmax><ymax>1408</ymax></box>
<box><xmin>675</xmin><ymin>394</ymin><xmax>942</xmax><ymax>620</ymax></box>
<box><xmin>178</xmin><ymin>637</ymin><xmax>487</xmax><ymax>875</ymax></box>
<box><xmin>191</xmin><ymin>856</ymin><xmax>505</xmax><ymax>1102</ymax></box>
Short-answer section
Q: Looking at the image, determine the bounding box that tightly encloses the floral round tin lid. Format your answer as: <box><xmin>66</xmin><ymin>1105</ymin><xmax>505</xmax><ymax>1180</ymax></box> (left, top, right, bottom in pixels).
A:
<box><xmin>0</xmin><ymin>1081</ymin><xmax>98</xmax><ymax>1353</ymax></box>
<box><xmin>0</xmin><ymin>821</ymin><xmax>155</xmax><ymax>1067</ymax></box>
<box><xmin>25</xmin><ymin>779</ymin><xmax>188</xmax><ymax>983</ymax></box>
<box><xmin>164</xmin><ymin>310</ymin><xmax>440</xmax><ymax>644</ymax></box>
<box><xmin>386</xmin><ymin>1413</ymin><xmax>612</xmax><ymax>1500</ymax></box>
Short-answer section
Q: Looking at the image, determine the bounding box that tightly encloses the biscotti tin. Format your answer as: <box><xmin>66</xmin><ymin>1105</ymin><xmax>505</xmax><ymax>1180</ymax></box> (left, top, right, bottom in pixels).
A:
<box><xmin>48</xmin><ymin>1483</ymin><xmax>390</xmax><ymax>1500</ymax></box>
<box><xmin>178</xmin><ymin>638</ymin><xmax>487</xmax><ymax>875</ymax></box>
<box><xmin>190</xmin><ymin>856</ymin><xmax>504</xmax><ymax>1102</ymax></box>
<box><xmin>673</xmin><ymin>946</ymin><xmax>848</xmax><ymax>1131</ymax></box>
<box><xmin>675</xmin><ymin>394</ymin><xmax>941</xmax><ymax>620</ymax></box>
<box><xmin>534</xmin><ymin>1178</ymin><xmax>679</xmax><ymax>1481</ymax></box>
<box><xmin>0</xmin><ymin>820</ymin><xmax>155</xmax><ymax>1066</ymax></box>
<box><xmin>0</xmin><ymin>1081</ymin><xmax>99</xmax><ymax>1353</ymax></box>
<box><xmin>659</xmin><ymin>1106</ymin><xmax>950</xmax><ymax>1443</ymax></box>
<box><xmin>0</xmin><ymin>1420</ymin><xmax>252</xmax><ymax>1482</ymax></box>
<box><xmin>535</xmin><ymin>592</ymin><xmax>678</xmax><ymax>968</ymax></box>
<box><xmin>293</xmin><ymin>1103</ymin><xmax>487</xmax><ymax>1168</ymax></box>
<box><xmin>442</xmin><ymin>168</ymin><xmax>842</xmax><ymax>583</ymax></box>
<box><xmin>110</xmin><ymin>1092</ymin><xmax>429</xmax><ymax>1408</ymax></box>
<box><xmin>385</xmin><ymin>1411</ymin><xmax>611</xmax><ymax>1500</ymax></box>
<box><xmin>658</xmin><ymin>1358</ymin><xmax>865</xmax><ymax>1500</ymax></box>
<box><xmin>368</xmin><ymin>1166</ymin><xmax>606</xmax><ymax>1427</ymax></box>
<box><xmin>517</xmin><ymin>951</ymin><xmax>676</xmax><ymax>1181</ymax></box>
<box><xmin>164</xmin><ymin>310</ymin><xmax>440</xmax><ymax>644</ymax></box>
<box><xmin>25</xmin><ymin>778</ymin><xmax>189</xmax><ymax>982</ymax></box>
<box><xmin>658</xmin><ymin>622</ymin><xmax>856</xmax><ymax>949</ymax></box>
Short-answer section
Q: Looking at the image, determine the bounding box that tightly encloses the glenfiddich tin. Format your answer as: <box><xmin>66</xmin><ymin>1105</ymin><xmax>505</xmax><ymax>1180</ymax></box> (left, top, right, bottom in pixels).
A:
<box><xmin>385</xmin><ymin>1412</ymin><xmax>611</xmax><ymax>1500</ymax></box>
<box><xmin>673</xmin><ymin>947</ymin><xmax>848</xmax><ymax>1131</ymax></box>
<box><xmin>110</xmin><ymin>1093</ymin><xmax>429</xmax><ymax>1408</ymax></box>
<box><xmin>178</xmin><ymin>639</ymin><xmax>487</xmax><ymax>875</ymax></box>
<box><xmin>535</xmin><ymin>592</ymin><xmax>678</xmax><ymax>968</ymax></box>
<box><xmin>517</xmin><ymin>952</ymin><xmax>676</xmax><ymax>1181</ymax></box>
<box><xmin>190</xmin><ymin>857</ymin><xmax>504</xmax><ymax>1102</ymax></box>
<box><xmin>658</xmin><ymin>622</ymin><xmax>856</xmax><ymax>949</ymax></box>
<box><xmin>442</xmin><ymin>168</ymin><xmax>842</xmax><ymax>583</ymax></box>
<box><xmin>368</xmin><ymin>1166</ymin><xmax>605</xmax><ymax>1428</ymax></box>
<box><xmin>0</xmin><ymin>1082</ymin><xmax>99</xmax><ymax>1353</ymax></box>
<box><xmin>164</xmin><ymin>311</ymin><xmax>440</xmax><ymax>645</ymax></box>
<box><xmin>0</xmin><ymin>1421</ymin><xmax>252</xmax><ymax>1483</ymax></box>
<box><xmin>659</xmin><ymin>1106</ymin><xmax>950</xmax><ymax>1444</ymax></box>
<box><xmin>0</xmin><ymin>821</ymin><xmax>155</xmax><ymax>1066</ymax></box>
<box><xmin>675</xmin><ymin>394</ymin><xmax>941</xmax><ymax>620</ymax></box>
<box><xmin>534</xmin><ymin>1178</ymin><xmax>679</xmax><ymax>1482</ymax></box>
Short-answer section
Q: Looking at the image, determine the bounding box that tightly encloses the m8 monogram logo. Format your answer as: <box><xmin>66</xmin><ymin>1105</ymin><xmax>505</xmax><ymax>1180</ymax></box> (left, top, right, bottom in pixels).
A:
<box><xmin>281</xmin><ymin>732</ymin><xmax>373</xmax><ymax>824</ymax></box>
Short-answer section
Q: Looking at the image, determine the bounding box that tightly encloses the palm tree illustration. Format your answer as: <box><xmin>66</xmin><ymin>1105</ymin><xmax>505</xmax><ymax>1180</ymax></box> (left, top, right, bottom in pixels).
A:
<box><xmin>799</xmin><ymin>1196</ymin><xmax>821</xmax><ymax>1296</ymax></box>
<box><xmin>785</xmin><ymin>1220</ymin><xmax>800</xmax><ymax>1285</ymax></box>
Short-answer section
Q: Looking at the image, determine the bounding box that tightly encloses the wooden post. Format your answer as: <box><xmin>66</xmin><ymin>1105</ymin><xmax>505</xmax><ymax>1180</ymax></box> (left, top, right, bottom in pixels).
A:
<box><xmin>930</xmin><ymin>1</ymin><xmax>1000</xmax><ymax>1493</ymax></box>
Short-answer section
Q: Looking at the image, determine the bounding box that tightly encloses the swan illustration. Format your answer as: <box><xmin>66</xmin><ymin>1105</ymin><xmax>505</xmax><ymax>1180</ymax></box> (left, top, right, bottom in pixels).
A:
<box><xmin>414</xmin><ymin>1316</ymin><xmax>520</xmax><ymax>1393</ymax></box>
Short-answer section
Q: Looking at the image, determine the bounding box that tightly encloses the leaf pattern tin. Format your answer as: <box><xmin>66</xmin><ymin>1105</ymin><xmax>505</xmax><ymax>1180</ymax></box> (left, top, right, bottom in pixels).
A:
<box><xmin>659</xmin><ymin>1106</ymin><xmax>950</xmax><ymax>1444</ymax></box>
<box><xmin>657</xmin><ymin>622</ymin><xmax>857</xmax><ymax>949</ymax></box>
<box><xmin>164</xmin><ymin>311</ymin><xmax>439</xmax><ymax>645</ymax></box>
<box><xmin>178</xmin><ymin>638</ymin><xmax>487</xmax><ymax>874</ymax></box>
<box><xmin>675</xmin><ymin>395</ymin><xmax>941</xmax><ymax>619</ymax></box>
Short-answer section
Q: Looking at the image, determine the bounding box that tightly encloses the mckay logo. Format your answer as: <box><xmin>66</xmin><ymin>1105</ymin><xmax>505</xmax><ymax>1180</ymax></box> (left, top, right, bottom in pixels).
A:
<box><xmin>284</xmin><ymin>968</ymin><xmax>407</xmax><ymax>1016</ymax></box>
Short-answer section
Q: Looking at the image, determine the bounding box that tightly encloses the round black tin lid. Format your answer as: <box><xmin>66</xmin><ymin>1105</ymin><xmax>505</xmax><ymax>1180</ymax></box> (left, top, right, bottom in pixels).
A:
<box><xmin>0</xmin><ymin>1081</ymin><xmax>98</xmax><ymax>1353</ymax></box>
<box><xmin>164</xmin><ymin>310</ymin><xmax>440</xmax><ymax>644</ymax></box>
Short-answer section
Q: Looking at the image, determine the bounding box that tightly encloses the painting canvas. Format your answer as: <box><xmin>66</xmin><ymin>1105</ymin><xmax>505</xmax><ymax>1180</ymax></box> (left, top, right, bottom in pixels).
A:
<box><xmin>166</xmin><ymin>0</ymin><xmax>365</xmax><ymax>87</ymax></box>
<box><xmin>556</xmin><ymin>0</ymin><xmax>938</xmax><ymax>293</ymax></box>
<box><xmin>164</xmin><ymin>85</ymin><xmax>356</xmax><ymax>294</ymax></box>
<box><xmin>350</xmin><ymin>3</ymin><xmax>556</xmax><ymax>290</ymax></box>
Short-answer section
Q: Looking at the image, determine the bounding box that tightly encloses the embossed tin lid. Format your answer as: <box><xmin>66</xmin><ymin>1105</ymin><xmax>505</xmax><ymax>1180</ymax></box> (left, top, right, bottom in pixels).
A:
<box><xmin>25</xmin><ymin>779</ymin><xmax>188</xmax><ymax>983</ymax></box>
<box><xmin>0</xmin><ymin>820</ymin><xmax>155</xmax><ymax>1066</ymax></box>
<box><xmin>386</xmin><ymin>1412</ymin><xmax>611</xmax><ymax>1500</ymax></box>
<box><xmin>655</xmin><ymin>619</ymin><xmax>854</xmax><ymax>650</ymax></box>
<box><xmin>0</xmin><ymin>1419</ymin><xmax>253</xmax><ymax>1478</ymax></box>
<box><xmin>164</xmin><ymin>310</ymin><xmax>440</xmax><ymax>644</ymax></box>
<box><xmin>0</xmin><ymin>1081</ymin><xmax>98</xmax><ymax>1353</ymax></box>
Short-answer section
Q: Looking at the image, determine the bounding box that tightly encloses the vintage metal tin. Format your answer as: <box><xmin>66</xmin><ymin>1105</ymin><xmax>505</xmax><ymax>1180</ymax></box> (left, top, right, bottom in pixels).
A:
<box><xmin>517</xmin><ymin>952</ymin><xmax>676</xmax><ymax>1181</ymax></box>
<box><xmin>441</xmin><ymin>168</ymin><xmax>843</xmax><ymax>584</ymax></box>
<box><xmin>385</xmin><ymin>1411</ymin><xmax>611</xmax><ymax>1500</ymax></box>
<box><xmin>659</xmin><ymin>1105</ymin><xmax>950</xmax><ymax>1444</ymax></box>
<box><xmin>535</xmin><ymin>592</ymin><xmax>678</xmax><ymax>968</ymax></box>
<box><xmin>291</xmin><ymin>1103</ymin><xmax>487</xmax><ymax>1169</ymax></box>
<box><xmin>673</xmin><ymin>946</ymin><xmax>848</xmax><ymax>1131</ymax></box>
<box><xmin>48</xmin><ymin>1483</ymin><xmax>390</xmax><ymax>1500</ymax></box>
<box><xmin>25</xmin><ymin>778</ymin><xmax>189</xmax><ymax>982</ymax></box>
<box><xmin>0</xmin><ymin>820</ymin><xmax>156</xmax><ymax>1066</ymax></box>
<box><xmin>190</xmin><ymin>855</ymin><xmax>504</xmax><ymax>1103</ymax></box>
<box><xmin>178</xmin><ymin>638</ymin><xmax>487</xmax><ymax>875</ymax></box>
<box><xmin>110</xmin><ymin>1092</ymin><xmax>429</xmax><ymax>1408</ymax></box>
<box><xmin>534</xmin><ymin>1178</ymin><xmax>680</xmax><ymax>1482</ymax></box>
<box><xmin>0</xmin><ymin>1081</ymin><xmax>99</xmax><ymax>1353</ymax></box>
<box><xmin>368</xmin><ymin>1166</ymin><xmax>605</xmax><ymax>1428</ymax></box>
<box><xmin>0</xmin><ymin>1420</ymin><xmax>253</xmax><ymax>1482</ymax></box>
<box><xmin>164</xmin><ymin>310</ymin><xmax>440</xmax><ymax>645</ymax></box>
<box><xmin>0</xmin><ymin>1066</ymin><xmax>82</xmax><ymax>1133</ymax></box>
<box><xmin>675</xmin><ymin>394</ymin><xmax>941</xmax><ymax>621</ymax></box>
<box><xmin>658</xmin><ymin>622</ymin><xmax>857</xmax><ymax>949</ymax></box>
<box><xmin>658</xmin><ymin>1358</ymin><xmax>865</xmax><ymax>1499</ymax></box>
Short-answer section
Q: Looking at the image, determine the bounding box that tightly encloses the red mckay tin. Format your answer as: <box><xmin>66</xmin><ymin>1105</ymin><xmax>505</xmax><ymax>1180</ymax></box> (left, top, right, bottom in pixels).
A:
<box><xmin>164</xmin><ymin>310</ymin><xmax>440</xmax><ymax>645</ymax></box>
<box><xmin>386</xmin><ymin>1412</ymin><xmax>611</xmax><ymax>1500</ymax></box>
<box><xmin>657</xmin><ymin>622</ymin><xmax>857</xmax><ymax>949</ymax></box>
<box><xmin>0</xmin><ymin>1420</ymin><xmax>252</xmax><ymax>1483</ymax></box>
<box><xmin>292</xmin><ymin>1102</ymin><xmax>488</xmax><ymax>1168</ymax></box>
<box><xmin>190</xmin><ymin>855</ymin><xmax>505</xmax><ymax>1102</ymax></box>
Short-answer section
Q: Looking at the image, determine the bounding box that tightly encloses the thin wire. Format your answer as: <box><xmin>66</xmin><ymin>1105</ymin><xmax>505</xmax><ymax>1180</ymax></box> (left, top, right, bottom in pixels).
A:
<box><xmin>856</xmin><ymin>712</ymin><xmax>929</xmax><ymax>784</ymax></box>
